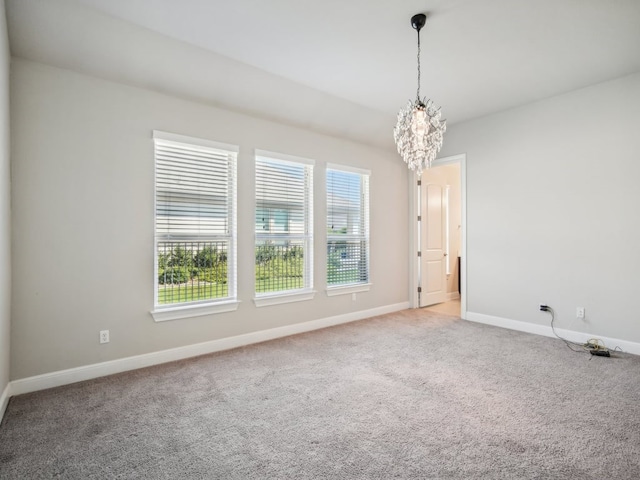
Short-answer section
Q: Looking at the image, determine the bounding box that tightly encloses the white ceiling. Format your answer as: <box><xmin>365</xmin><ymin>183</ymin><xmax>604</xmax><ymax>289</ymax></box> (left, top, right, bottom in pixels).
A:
<box><xmin>6</xmin><ymin>0</ymin><xmax>640</xmax><ymax>149</ymax></box>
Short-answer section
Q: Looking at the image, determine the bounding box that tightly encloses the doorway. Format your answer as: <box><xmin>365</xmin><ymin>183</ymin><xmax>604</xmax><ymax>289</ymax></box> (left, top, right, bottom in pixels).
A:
<box><xmin>409</xmin><ymin>154</ymin><xmax>466</xmax><ymax>318</ymax></box>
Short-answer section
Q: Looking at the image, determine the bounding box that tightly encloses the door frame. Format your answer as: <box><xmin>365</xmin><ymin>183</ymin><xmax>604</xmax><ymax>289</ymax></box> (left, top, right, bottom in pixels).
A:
<box><xmin>408</xmin><ymin>153</ymin><xmax>467</xmax><ymax>318</ymax></box>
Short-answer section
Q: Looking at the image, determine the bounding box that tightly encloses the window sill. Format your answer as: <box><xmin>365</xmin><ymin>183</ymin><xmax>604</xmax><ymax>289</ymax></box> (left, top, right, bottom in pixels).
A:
<box><xmin>254</xmin><ymin>290</ymin><xmax>316</xmax><ymax>308</ymax></box>
<box><xmin>326</xmin><ymin>283</ymin><xmax>372</xmax><ymax>297</ymax></box>
<box><xmin>151</xmin><ymin>300</ymin><xmax>240</xmax><ymax>322</ymax></box>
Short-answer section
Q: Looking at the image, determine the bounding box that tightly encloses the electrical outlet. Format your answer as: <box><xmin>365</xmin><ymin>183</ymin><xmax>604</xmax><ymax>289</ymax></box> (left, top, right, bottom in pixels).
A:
<box><xmin>99</xmin><ymin>330</ymin><xmax>110</xmax><ymax>344</ymax></box>
<box><xmin>352</xmin><ymin>293</ymin><xmax>357</xmax><ymax>301</ymax></box>
<box><xmin>576</xmin><ymin>307</ymin><xmax>585</xmax><ymax>319</ymax></box>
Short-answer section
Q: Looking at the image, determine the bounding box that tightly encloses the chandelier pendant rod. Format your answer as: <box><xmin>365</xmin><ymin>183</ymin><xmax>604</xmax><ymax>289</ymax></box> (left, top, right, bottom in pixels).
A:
<box><xmin>411</xmin><ymin>13</ymin><xmax>426</xmax><ymax>102</ymax></box>
<box><xmin>416</xmin><ymin>21</ymin><xmax>421</xmax><ymax>101</ymax></box>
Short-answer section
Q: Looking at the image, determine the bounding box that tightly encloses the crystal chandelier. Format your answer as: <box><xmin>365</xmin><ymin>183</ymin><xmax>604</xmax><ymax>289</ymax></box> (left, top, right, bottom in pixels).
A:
<box><xmin>393</xmin><ymin>13</ymin><xmax>446</xmax><ymax>176</ymax></box>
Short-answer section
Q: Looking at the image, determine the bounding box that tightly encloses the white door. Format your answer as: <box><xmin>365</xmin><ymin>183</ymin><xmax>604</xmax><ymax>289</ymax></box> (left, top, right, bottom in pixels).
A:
<box><xmin>420</xmin><ymin>182</ymin><xmax>447</xmax><ymax>307</ymax></box>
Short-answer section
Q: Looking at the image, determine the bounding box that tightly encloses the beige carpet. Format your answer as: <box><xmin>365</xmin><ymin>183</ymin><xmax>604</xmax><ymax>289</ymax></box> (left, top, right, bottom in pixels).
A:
<box><xmin>1</xmin><ymin>309</ymin><xmax>639</xmax><ymax>479</ymax></box>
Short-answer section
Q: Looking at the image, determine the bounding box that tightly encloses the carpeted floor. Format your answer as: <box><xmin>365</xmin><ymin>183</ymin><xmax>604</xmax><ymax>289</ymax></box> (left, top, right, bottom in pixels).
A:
<box><xmin>1</xmin><ymin>309</ymin><xmax>640</xmax><ymax>479</ymax></box>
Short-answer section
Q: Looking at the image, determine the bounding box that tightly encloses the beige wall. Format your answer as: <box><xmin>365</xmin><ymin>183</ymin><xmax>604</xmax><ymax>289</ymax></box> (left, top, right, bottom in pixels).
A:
<box><xmin>9</xmin><ymin>59</ymin><xmax>409</xmax><ymax>380</ymax></box>
<box><xmin>0</xmin><ymin>0</ymin><xmax>11</xmax><ymax>397</ymax></box>
<box><xmin>439</xmin><ymin>72</ymin><xmax>640</xmax><ymax>342</ymax></box>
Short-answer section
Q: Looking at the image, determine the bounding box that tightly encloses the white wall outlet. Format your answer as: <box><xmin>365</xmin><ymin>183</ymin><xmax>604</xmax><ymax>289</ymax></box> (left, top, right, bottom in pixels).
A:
<box><xmin>352</xmin><ymin>293</ymin><xmax>357</xmax><ymax>301</ymax></box>
<box><xmin>576</xmin><ymin>307</ymin><xmax>585</xmax><ymax>319</ymax></box>
<box><xmin>99</xmin><ymin>330</ymin><xmax>110</xmax><ymax>344</ymax></box>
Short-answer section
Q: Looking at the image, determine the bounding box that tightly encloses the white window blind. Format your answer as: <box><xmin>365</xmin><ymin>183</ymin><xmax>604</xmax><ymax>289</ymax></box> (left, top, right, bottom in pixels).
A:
<box><xmin>153</xmin><ymin>131</ymin><xmax>237</xmax><ymax>308</ymax></box>
<box><xmin>255</xmin><ymin>152</ymin><xmax>313</xmax><ymax>295</ymax></box>
<box><xmin>327</xmin><ymin>166</ymin><xmax>370</xmax><ymax>286</ymax></box>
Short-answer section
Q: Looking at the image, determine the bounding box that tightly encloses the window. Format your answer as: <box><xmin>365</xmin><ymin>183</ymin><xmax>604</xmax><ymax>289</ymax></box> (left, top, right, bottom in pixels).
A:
<box><xmin>326</xmin><ymin>165</ymin><xmax>370</xmax><ymax>293</ymax></box>
<box><xmin>152</xmin><ymin>131</ymin><xmax>238</xmax><ymax>321</ymax></box>
<box><xmin>255</xmin><ymin>150</ymin><xmax>314</xmax><ymax>304</ymax></box>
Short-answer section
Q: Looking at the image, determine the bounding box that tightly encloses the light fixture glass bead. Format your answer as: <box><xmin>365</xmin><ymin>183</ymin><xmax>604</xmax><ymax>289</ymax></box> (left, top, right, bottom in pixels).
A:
<box><xmin>393</xmin><ymin>98</ymin><xmax>446</xmax><ymax>176</ymax></box>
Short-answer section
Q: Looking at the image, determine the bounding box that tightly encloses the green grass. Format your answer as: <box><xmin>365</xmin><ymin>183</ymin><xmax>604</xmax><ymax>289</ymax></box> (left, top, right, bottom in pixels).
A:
<box><xmin>158</xmin><ymin>283</ymin><xmax>228</xmax><ymax>304</ymax></box>
<box><xmin>328</xmin><ymin>269</ymin><xmax>361</xmax><ymax>285</ymax></box>
<box><xmin>158</xmin><ymin>276</ymin><xmax>305</xmax><ymax>304</ymax></box>
<box><xmin>255</xmin><ymin>276</ymin><xmax>303</xmax><ymax>293</ymax></box>
<box><xmin>159</xmin><ymin>269</ymin><xmax>363</xmax><ymax>304</ymax></box>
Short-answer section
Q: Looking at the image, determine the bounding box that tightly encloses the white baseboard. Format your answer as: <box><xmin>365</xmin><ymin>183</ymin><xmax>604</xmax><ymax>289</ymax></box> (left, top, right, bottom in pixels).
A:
<box><xmin>466</xmin><ymin>311</ymin><xmax>640</xmax><ymax>355</ymax></box>
<box><xmin>7</xmin><ymin>302</ymin><xmax>410</xmax><ymax>399</ymax></box>
<box><xmin>0</xmin><ymin>382</ymin><xmax>9</xmax><ymax>424</ymax></box>
<box><xmin>446</xmin><ymin>292</ymin><xmax>461</xmax><ymax>301</ymax></box>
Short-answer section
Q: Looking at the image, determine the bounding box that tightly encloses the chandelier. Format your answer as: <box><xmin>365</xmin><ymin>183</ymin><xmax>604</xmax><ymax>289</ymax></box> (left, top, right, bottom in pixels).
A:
<box><xmin>393</xmin><ymin>13</ymin><xmax>446</xmax><ymax>176</ymax></box>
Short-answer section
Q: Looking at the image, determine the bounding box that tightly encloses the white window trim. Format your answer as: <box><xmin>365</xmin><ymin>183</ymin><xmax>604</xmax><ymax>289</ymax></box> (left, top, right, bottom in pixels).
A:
<box><xmin>326</xmin><ymin>283</ymin><xmax>372</xmax><ymax>297</ymax></box>
<box><xmin>255</xmin><ymin>149</ymin><xmax>315</xmax><ymax>166</ymax></box>
<box><xmin>326</xmin><ymin>163</ymin><xmax>371</xmax><ymax>176</ymax></box>
<box><xmin>153</xmin><ymin>130</ymin><xmax>239</xmax><ymax>154</ymax></box>
<box><xmin>151</xmin><ymin>300</ymin><xmax>240</xmax><ymax>322</ymax></box>
<box><xmin>152</xmin><ymin>131</ymin><xmax>238</xmax><ymax>318</ymax></box>
<box><xmin>253</xmin><ymin>289</ymin><xmax>316</xmax><ymax>308</ymax></box>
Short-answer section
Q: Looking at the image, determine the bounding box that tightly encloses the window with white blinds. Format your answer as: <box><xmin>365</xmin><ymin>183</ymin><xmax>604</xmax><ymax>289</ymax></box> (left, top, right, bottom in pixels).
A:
<box><xmin>153</xmin><ymin>131</ymin><xmax>237</xmax><ymax>311</ymax></box>
<box><xmin>255</xmin><ymin>151</ymin><xmax>313</xmax><ymax>297</ymax></box>
<box><xmin>326</xmin><ymin>165</ymin><xmax>370</xmax><ymax>287</ymax></box>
